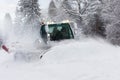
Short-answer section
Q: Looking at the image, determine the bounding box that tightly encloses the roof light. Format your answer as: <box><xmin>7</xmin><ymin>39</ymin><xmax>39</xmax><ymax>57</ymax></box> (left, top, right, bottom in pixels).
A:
<box><xmin>62</xmin><ymin>20</ymin><xmax>70</xmax><ymax>23</ymax></box>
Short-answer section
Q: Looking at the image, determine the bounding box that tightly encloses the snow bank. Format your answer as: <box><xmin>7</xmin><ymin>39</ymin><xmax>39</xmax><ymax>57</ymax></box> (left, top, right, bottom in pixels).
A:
<box><xmin>42</xmin><ymin>39</ymin><xmax>120</xmax><ymax>64</ymax></box>
<box><xmin>0</xmin><ymin>39</ymin><xmax>120</xmax><ymax>80</ymax></box>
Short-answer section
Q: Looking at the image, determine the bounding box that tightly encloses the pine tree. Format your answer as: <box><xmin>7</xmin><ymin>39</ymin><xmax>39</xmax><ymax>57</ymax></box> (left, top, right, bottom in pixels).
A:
<box><xmin>4</xmin><ymin>13</ymin><xmax>13</xmax><ymax>38</ymax></box>
<box><xmin>17</xmin><ymin>0</ymin><xmax>41</xmax><ymax>24</ymax></box>
<box><xmin>48</xmin><ymin>0</ymin><xmax>71</xmax><ymax>22</ymax></box>
<box><xmin>15</xmin><ymin>0</ymin><xmax>41</xmax><ymax>40</ymax></box>
<box><xmin>4</xmin><ymin>13</ymin><xmax>12</xmax><ymax>27</ymax></box>
<box><xmin>4</xmin><ymin>13</ymin><xmax>15</xmax><ymax>41</ymax></box>
<box><xmin>48</xmin><ymin>0</ymin><xmax>58</xmax><ymax>22</ymax></box>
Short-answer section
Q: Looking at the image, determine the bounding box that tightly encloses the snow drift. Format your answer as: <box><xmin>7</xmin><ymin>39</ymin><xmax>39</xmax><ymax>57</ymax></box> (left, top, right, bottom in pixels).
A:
<box><xmin>0</xmin><ymin>39</ymin><xmax>120</xmax><ymax>80</ymax></box>
<box><xmin>41</xmin><ymin>39</ymin><xmax>120</xmax><ymax>64</ymax></box>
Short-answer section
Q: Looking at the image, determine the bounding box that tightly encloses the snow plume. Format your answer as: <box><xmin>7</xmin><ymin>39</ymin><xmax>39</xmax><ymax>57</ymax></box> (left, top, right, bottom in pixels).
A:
<box><xmin>14</xmin><ymin>21</ymin><xmax>41</xmax><ymax>43</ymax></box>
<box><xmin>0</xmin><ymin>13</ymin><xmax>13</xmax><ymax>43</ymax></box>
<box><xmin>0</xmin><ymin>13</ymin><xmax>39</xmax><ymax>51</ymax></box>
<box><xmin>5</xmin><ymin>22</ymin><xmax>42</xmax><ymax>62</ymax></box>
<box><xmin>12</xmin><ymin>0</ymin><xmax>42</xmax><ymax>46</ymax></box>
<box><xmin>0</xmin><ymin>1</ymin><xmax>42</xmax><ymax>62</ymax></box>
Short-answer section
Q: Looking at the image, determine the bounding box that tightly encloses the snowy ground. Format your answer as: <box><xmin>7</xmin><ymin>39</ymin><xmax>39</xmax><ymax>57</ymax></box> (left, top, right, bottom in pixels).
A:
<box><xmin>0</xmin><ymin>39</ymin><xmax>120</xmax><ymax>80</ymax></box>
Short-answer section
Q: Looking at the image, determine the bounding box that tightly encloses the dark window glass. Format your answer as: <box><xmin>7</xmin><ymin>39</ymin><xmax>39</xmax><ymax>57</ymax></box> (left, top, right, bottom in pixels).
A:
<box><xmin>40</xmin><ymin>23</ymin><xmax>74</xmax><ymax>41</ymax></box>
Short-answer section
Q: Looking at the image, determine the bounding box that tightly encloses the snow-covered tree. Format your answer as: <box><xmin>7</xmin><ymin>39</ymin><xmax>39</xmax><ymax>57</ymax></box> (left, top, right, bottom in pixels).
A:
<box><xmin>60</xmin><ymin>0</ymin><xmax>82</xmax><ymax>26</ymax></box>
<box><xmin>17</xmin><ymin>0</ymin><xmax>41</xmax><ymax>24</ymax></box>
<box><xmin>48</xmin><ymin>0</ymin><xmax>70</xmax><ymax>22</ymax></box>
<box><xmin>60</xmin><ymin>0</ymin><xmax>88</xmax><ymax>26</ymax></box>
<box><xmin>58</xmin><ymin>0</ymin><xmax>73</xmax><ymax>21</ymax></box>
<box><xmin>4</xmin><ymin>13</ymin><xmax>13</xmax><ymax>39</ymax></box>
<box><xmin>106</xmin><ymin>22</ymin><xmax>120</xmax><ymax>45</ymax></box>
<box><xmin>83</xmin><ymin>14</ymin><xmax>105</xmax><ymax>37</ymax></box>
<box><xmin>48</xmin><ymin>0</ymin><xmax>58</xmax><ymax>22</ymax></box>
<box><xmin>102</xmin><ymin>0</ymin><xmax>120</xmax><ymax>45</ymax></box>
<box><xmin>82</xmin><ymin>0</ymin><xmax>106</xmax><ymax>37</ymax></box>
<box><xmin>4</xmin><ymin>13</ymin><xmax>12</xmax><ymax>28</ymax></box>
<box><xmin>60</xmin><ymin>0</ymin><xmax>105</xmax><ymax>37</ymax></box>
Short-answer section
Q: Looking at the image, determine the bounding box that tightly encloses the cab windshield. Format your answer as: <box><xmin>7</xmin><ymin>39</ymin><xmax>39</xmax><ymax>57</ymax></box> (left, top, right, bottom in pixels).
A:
<box><xmin>40</xmin><ymin>23</ymin><xmax>74</xmax><ymax>41</ymax></box>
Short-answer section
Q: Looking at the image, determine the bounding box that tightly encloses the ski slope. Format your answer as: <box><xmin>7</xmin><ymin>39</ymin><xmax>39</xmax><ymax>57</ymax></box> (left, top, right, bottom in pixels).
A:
<box><xmin>0</xmin><ymin>39</ymin><xmax>120</xmax><ymax>80</ymax></box>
